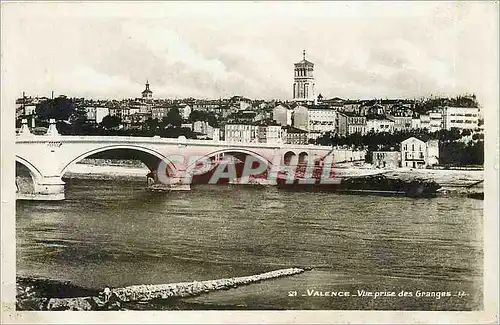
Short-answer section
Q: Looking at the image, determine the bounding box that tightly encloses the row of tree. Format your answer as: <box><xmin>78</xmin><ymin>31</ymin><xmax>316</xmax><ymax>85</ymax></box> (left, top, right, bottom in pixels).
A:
<box><xmin>314</xmin><ymin>128</ymin><xmax>476</xmax><ymax>150</ymax></box>
<box><xmin>314</xmin><ymin>128</ymin><xmax>483</xmax><ymax>166</ymax></box>
<box><xmin>413</xmin><ymin>94</ymin><xmax>479</xmax><ymax>114</ymax></box>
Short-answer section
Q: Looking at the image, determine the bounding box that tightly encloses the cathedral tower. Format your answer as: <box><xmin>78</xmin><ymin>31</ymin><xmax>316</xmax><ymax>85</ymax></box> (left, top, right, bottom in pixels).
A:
<box><xmin>293</xmin><ymin>50</ymin><xmax>315</xmax><ymax>102</ymax></box>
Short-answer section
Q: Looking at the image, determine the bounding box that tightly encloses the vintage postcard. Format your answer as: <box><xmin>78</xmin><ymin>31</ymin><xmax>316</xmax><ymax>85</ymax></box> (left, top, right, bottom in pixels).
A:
<box><xmin>1</xmin><ymin>1</ymin><xmax>498</xmax><ymax>324</ymax></box>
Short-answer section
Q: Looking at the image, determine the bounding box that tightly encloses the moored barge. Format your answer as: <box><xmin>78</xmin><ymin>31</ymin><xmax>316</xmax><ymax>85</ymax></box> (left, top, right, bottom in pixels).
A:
<box><xmin>276</xmin><ymin>169</ymin><xmax>441</xmax><ymax>198</ymax></box>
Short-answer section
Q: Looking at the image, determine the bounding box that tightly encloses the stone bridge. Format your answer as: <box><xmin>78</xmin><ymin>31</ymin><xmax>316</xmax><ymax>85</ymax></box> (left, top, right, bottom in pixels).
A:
<box><xmin>15</xmin><ymin>120</ymin><xmax>349</xmax><ymax>200</ymax></box>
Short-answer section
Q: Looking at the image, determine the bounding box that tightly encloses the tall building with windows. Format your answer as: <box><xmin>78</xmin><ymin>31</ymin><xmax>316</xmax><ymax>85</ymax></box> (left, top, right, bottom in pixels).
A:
<box><xmin>442</xmin><ymin>106</ymin><xmax>479</xmax><ymax>130</ymax></box>
<box><xmin>293</xmin><ymin>50</ymin><xmax>315</xmax><ymax>103</ymax></box>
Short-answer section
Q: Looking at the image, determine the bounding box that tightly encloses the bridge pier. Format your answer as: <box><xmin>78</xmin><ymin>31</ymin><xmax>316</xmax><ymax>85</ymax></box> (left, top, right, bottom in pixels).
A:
<box><xmin>17</xmin><ymin>176</ymin><xmax>66</xmax><ymax>201</ymax></box>
<box><xmin>34</xmin><ymin>176</ymin><xmax>66</xmax><ymax>200</ymax></box>
<box><xmin>147</xmin><ymin>170</ymin><xmax>191</xmax><ymax>192</ymax></box>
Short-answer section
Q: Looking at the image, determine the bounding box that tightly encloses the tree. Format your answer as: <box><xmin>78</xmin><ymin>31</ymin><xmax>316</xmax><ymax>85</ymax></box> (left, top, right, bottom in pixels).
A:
<box><xmin>461</xmin><ymin>129</ymin><xmax>472</xmax><ymax>137</ymax></box>
<box><xmin>188</xmin><ymin>110</ymin><xmax>204</xmax><ymax>123</ymax></box>
<box><xmin>163</xmin><ymin>108</ymin><xmax>182</xmax><ymax>127</ymax></box>
<box><xmin>206</xmin><ymin>112</ymin><xmax>219</xmax><ymax>128</ymax></box>
<box><xmin>188</xmin><ymin>110</ymin><xmax>219</xmax><ymax>127</ymax></box>
<box><xmin>35</xmin><ymin>97</ymin><xmax>75</xmax><ymax>124</ymax></box>
<box><xmin>64</xmin><ymin>106</ymin><xmax>90</xmax><ymax>135</ymax></box>
<box><xmin>144</xmin><ymin>118</ymin><xmax>159</xmax><ymax>133</ymax></box>
<box><xmin>100</xmin><ymin>115</ymin><xmax>122</xmax><ymax>129</ymax></box>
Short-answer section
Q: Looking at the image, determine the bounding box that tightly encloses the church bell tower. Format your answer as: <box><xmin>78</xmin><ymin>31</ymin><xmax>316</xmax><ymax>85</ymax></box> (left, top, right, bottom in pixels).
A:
<box><xmin>293</xmin><ymin>50</ymin><xmax>315</xmax><ymax>103</ymax></box>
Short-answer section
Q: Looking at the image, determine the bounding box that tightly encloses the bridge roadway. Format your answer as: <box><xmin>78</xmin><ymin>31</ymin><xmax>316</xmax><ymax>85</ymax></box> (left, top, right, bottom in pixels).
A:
<box><xmin>15</xmin><ymin>121</ymin><xmax>350</xmax><ymax>200</ymax></box>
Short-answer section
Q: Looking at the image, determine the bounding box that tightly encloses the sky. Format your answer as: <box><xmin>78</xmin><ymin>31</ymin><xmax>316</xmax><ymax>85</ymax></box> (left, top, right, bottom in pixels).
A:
<box><xmin>2</xmin><ymin>1</ymin><xmax>498</xmax><ymax>102</ymax></box>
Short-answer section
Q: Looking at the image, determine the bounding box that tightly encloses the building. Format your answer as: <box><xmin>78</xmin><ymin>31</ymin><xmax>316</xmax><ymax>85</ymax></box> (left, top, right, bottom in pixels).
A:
<box><xmin>293</xmin><ymin>105</ymin><xmax>309</xmax><ymax>131</ymax></box>
<box><xmin>292</xmin><ymin>50</ymin><xmax>315</xmax><ymax>103</ymax></box>
<box><xmin>224</xmin><ymin>124</ymin><xmax>259</xmax><ymax>143</ymax></box>
<box><xmin>223</xmin><ymin>122</ymin><xmax>286</xmax><ymax>144</ymax></box>
<box><xmin>85</xmin><ymin>106</ymin><xmax>109</xmax><ymax>124</ymax></box>
<box><xmin>411</xmin><ymin>117</ymin><xmax>421</xmax><ymax>129</ymax></box>
<box><xmin>322</xmin><ymin>97</ymin><xmax>345</xmax><ymax>108</ymax></box>
<box><xmin>388</xmin><ymin>115</ymin><xmax>413</xmax><ymax>131</ymax></box>
<box><xmin>16</xmin><ymin>104</ymin><xmax>36</xmax><ymax>118</ymax></box>
<box><xmin>343</xmin><ymin>100</ymin><xmax>363</xmax><ymax>113</ymax></box>
<box><xmin>419</xmin><ymin>114</ymin><xmax>430</xmax><ymax>130</ymax></box>
<box><xmin>400</xmin><ymin>137</ymin><xmax>440</xmax><ymax>168</ymax></box>
<box><xmin>193</xmin><ymin>121</ymin><xmax>214</xmax><ymax>136</ymax></box>
<box><xmin>257</xmin><ymin>124</ymin><xmax>284</xmax><ymax>144</ymax></box>
<box><xmin>308</xmin><ymin>106</ymin><xmax>337</xmax><ymax>136</ymax></box>
<box><xmin>428</xmin><ymin>110</ymin><xmax>443</xmax><ymax>132</ymax></box>
<box><xmin>141</xmin><ymin>80</ymin><xmax>153</xmax><ymax>100</ymax></box>
<box><xmin>427</xmin><ymin>140</ymin><xmax>440</xmax><ymax>166</ymax></box>
<box><xmin>16</xmin><ymin>96</ymin><xmax>43</xmax><ymax>119</ymax></box>
<box><xmin>442</xmin><ymin>106</ymin><xmax>479</xmax><ymax>130</ymax></box>
<box><xmin>108</xmin><ymin>107</ymin><xmax>126</xmax><ymax>118</ymax></box>
<box><xmin>193</xmin><ymin>99</ymin><xmax>221</xmax><ymax>111</ymax></box>
<box><xmin>272</xmin><ymin>104</ymin><xmax>291</xmax><ymax>126</ymax></box>
<box><xmin>337</xmin><ymin>112</ymin><xmax>366</xmax><ymax>136</ymax></box>
<box><xmin>229</xmin><ymin>96</ymin><xmax>252</xmax><ymax>111</ymax></box>
<box><xmin>418</xmin><ymin>110</ymin><xmax>444</xmax><ymax>132</ymax></box>
<box><xmin>212</xmin><ymin>128</ymin><xmax>221</xmax><ymax>141</ymax></box>
<box><xmin>372</xmin><ymin>151</ymin><xmax>401</xmax><ymax>169</ymax></box>
<box><xmin>151</xmin><ymin>106</ymin><xmax>170</xmax><ymax>120</ymax></box>
<box><xmin>366</xmin><ymin>117</ymin><xmax>395</xmax><ymax>133</ymax></box>
<box><xmin>359</xmin><ymin>102</ymin><xmax>384</xmax><ymax>116</ymax></box>
<box><xmin>282</xmin><ymin>126</ymin><xmax>308</xmax><ymax>145</ymax></box>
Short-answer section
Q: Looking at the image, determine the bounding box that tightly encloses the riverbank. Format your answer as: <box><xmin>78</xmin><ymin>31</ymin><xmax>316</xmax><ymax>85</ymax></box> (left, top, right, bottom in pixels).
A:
<box><xmin>65</xmin><ymin>159</ymin><xmax>483</xmax><ymax>194</ymax></box>
<box><xmin>17</xmin><ymin>268</ymin><xmax>306</xmax><ymax>311</ymax></box>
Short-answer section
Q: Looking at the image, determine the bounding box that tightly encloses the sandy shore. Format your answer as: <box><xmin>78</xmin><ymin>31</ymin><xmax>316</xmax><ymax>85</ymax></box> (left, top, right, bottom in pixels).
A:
<box><xmin>65</xmin><ymin>163</ymin><xmax>148</xmax><ymax>179</ymax></box>
<box><xmin>65</xmin><ymin>159</ymin><xmax>483</xmax><ymax>192</ymax></box>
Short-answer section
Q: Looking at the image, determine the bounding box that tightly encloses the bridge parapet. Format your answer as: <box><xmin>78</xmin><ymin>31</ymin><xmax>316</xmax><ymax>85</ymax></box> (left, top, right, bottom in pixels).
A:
<box><xmin>16</xmin><ymin>134</ymin><xmax>333</xmax><ymax>151</ymax></box>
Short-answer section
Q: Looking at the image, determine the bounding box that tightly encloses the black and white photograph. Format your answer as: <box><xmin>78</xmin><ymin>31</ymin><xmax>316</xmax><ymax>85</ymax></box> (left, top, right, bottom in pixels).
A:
<box><xmin>1</xmin><ymin>1</ymin><xmax>498</xmax><ymax>323</ymax></box>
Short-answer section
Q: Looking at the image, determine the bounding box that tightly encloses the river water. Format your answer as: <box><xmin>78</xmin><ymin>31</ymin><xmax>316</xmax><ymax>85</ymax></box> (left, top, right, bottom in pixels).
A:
<box><xmin>16</xmin><ymin>178</ymin><xmax>483</xmax><ymax>310</ymax></box>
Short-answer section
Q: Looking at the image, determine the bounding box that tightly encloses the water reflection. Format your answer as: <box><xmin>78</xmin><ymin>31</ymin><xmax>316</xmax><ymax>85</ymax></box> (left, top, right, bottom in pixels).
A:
<box><xmin>17</xmin><ymin>179</ymin><xmax>483</xmax><ymax>310</ymax></box>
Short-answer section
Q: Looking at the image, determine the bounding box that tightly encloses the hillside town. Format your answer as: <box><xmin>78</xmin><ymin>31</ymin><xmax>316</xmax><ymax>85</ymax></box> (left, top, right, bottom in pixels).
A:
<box><xmin>15</xmin><ymin>51</ymin><xmax>484</xmax><ymax>169</ymax></box>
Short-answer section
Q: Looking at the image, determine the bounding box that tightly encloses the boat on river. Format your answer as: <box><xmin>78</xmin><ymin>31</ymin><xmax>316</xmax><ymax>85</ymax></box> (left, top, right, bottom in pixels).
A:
<box><xmin>276</xmin><ymin>165</ymin><xmax>441</xmax><ymax>198</ymax></box>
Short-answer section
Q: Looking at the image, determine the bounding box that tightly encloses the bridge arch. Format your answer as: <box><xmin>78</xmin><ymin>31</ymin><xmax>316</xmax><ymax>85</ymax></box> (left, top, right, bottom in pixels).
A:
<box><xmin>16</xmin><ymin>155</ymin><xmax>44</xmax><ymax>181</ymax></box>
<box><xmin>283</xmin><ymin>151</ymin><xmax>296</xmax><ymax>165</ymax></box>
<box><xmin>15</xmin><ymin>155</ymin><xmax>44</xmax><ymax>194</ymax></box>
<box><xmin>60</xmin><ymin>144</ymin><xmax>178</xmax><ymax>176</ymax></box>
<box><xmin>186</xmin><ymin>148</ymin><xmax>272</xmax><ymax>171</ymax></box>
<box><xmin>298</xmin><ymin>151</ymin><xmax>309</xmax><ymax>163</ymax></box>
<box><xmin>185</xmin><ymin>148</ymin><xmax>273</xmax><ymax>184</ymax></box>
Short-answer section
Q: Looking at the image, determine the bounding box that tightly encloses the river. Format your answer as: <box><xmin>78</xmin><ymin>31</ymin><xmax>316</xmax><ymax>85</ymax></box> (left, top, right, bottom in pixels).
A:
<box><xmin>16</xmin><ymin>178</ymin><xmax>483</xmax><ymax>310</ymax></box>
